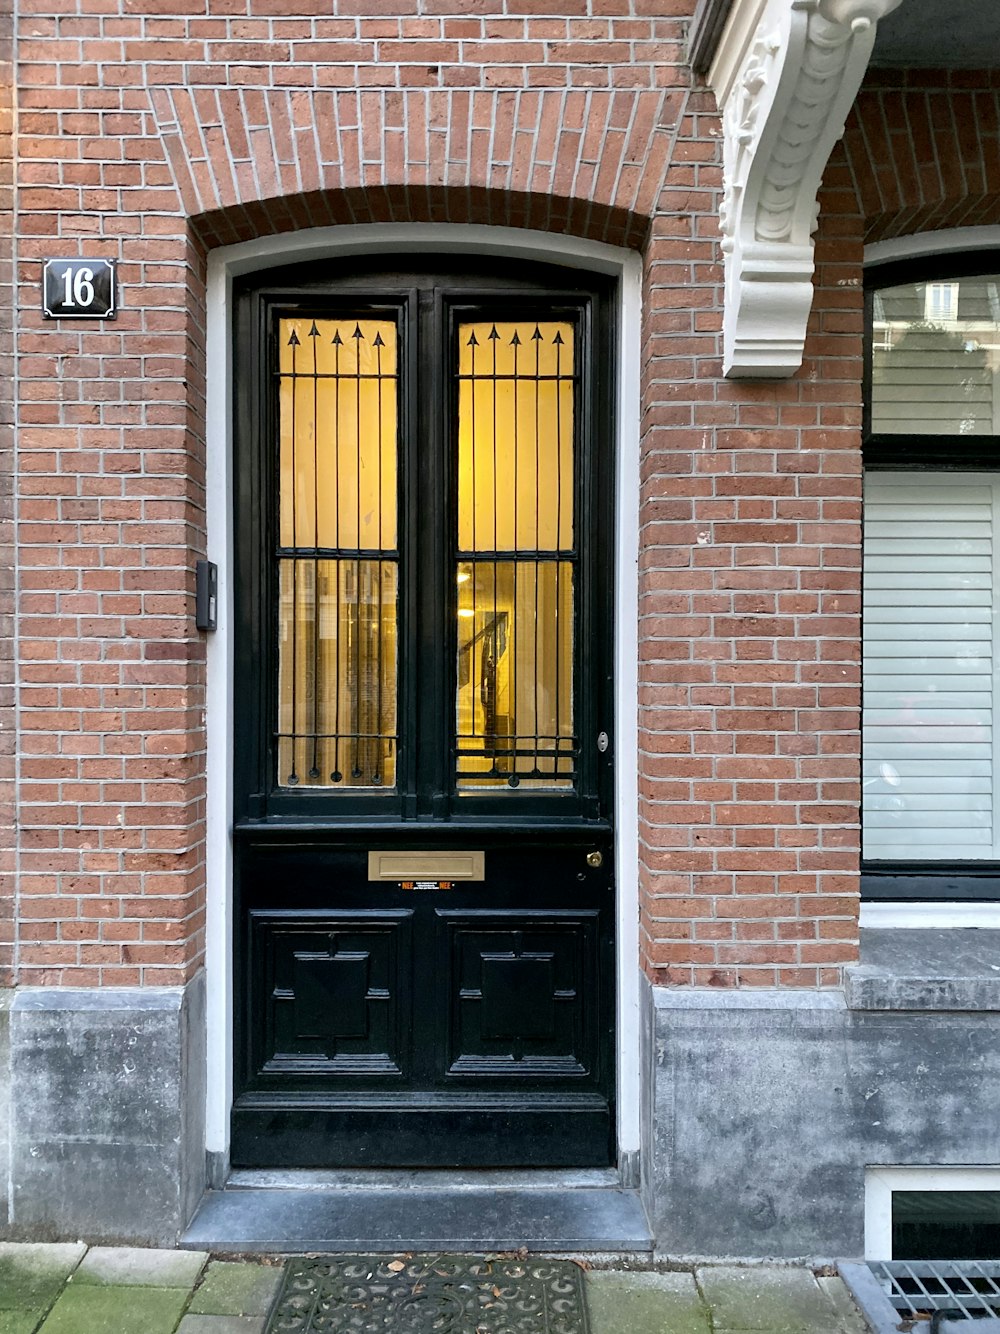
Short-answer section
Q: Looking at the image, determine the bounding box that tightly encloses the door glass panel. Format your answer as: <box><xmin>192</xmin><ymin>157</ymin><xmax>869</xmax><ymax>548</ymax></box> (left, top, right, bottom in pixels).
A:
<box><xmin>456</xmin><ymin>321</ymin><xmax>576</xmax><ymax>789</ymax></box>
<box><xmin>277</xmin><ymin>317</ymin><xmax>398</xmax><ymax>788</ymax></box>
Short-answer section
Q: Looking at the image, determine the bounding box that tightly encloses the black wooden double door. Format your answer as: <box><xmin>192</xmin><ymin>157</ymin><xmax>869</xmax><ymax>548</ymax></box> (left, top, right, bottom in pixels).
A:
<box><xmin>231</xmin><ymin>259</ymin><xmax>616</xmax><ymax>1168</ymax></box>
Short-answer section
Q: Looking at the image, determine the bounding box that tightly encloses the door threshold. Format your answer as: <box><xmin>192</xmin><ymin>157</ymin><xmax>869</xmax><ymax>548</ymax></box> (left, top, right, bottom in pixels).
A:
<box><xmin>181</xmin><ymin>1175</ymin><xmax>652</xmax><ymax>1254</ymax></box>
<box><xmin>226</xmin><ymin>1166</ymin><xmax>623</xmax><ymax>1191</ymax></box>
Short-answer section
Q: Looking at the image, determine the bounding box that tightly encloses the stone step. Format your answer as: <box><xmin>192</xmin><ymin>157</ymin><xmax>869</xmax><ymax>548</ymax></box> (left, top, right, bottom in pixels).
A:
<box><xmin>181</xmin><ymin>1184</ymin><xmax>653</xmax><ymax>1254</ymax></box>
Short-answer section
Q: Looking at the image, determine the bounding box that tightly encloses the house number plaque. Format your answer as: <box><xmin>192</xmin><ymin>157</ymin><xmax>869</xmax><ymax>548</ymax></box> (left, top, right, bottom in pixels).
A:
<box><xmin>42</xmin><ymin>258</ymin><xmax>116</xmax><ymax>320</ymax></box>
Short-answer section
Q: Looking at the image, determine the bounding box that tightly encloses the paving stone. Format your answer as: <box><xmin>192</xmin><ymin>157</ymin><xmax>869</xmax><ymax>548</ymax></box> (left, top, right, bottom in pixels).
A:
<box><xmin>187</xmin><ymin>1263</ymin><xmax>282</xmax><ymax>1317</ymax></box>
<box><xmin>586</xmin><ymin>1270</ymin><xmax>710</xmax><ymax>1334</ymax></box>
<box><xmin>37</xmin><ymin>1284</ymin><xmax>189</xmax><ymax>1334</ymax></box>
<box><xmin>176</xmin><ymin>1318</ymin><xmax>265</xmax><ymax>1334</ymax></box>
<box><xmin>817</xmin><ymin>1276</ymin><xmax>870</xmax><ymax>1334</ymax></box>
<box><xmin>0</xmin><ymin>1245</ymin><xmax>86</xmax><ymax>1310</ymax></box>
<box><xmin>73</xmin><ymin>1247</ymin><xmax>207</xmax><ymax>1289</ymax></box>
<box><xmin>696</xmin><ymin>1267</ymin><xmax>835</xmax><ymax>1333</ymax></box>
<box><xmin>0</xmin><ymin>1313</ymin><xmax>50</xmax><ymax>1334</ymax></box>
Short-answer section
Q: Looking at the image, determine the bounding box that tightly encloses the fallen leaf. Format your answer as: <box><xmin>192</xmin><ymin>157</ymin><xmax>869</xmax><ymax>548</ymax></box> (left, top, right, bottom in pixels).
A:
<box><xmin>387</xmin><ymin>1261</ymin><xmax>406</xmax><ymax>1273</ymax></box>
<box><xmin>492</xmin><ymin>1286</ymin><xmax>501</xmax><ymax>1297</ymax></box>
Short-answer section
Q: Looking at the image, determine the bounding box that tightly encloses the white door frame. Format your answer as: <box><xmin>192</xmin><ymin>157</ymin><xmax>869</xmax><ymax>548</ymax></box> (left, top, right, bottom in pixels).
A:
<box><xmin>203</xmin><ymin>223</ymin><xmax>643</xmax><ymax>1175</ymax></box>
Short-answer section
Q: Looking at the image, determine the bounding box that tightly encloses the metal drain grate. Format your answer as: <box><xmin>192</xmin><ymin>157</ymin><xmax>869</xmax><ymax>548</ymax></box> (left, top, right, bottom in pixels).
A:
<box><xmin>840</xmin><ymin>1262</ymin><xmax>1000</xmax><ymax>1334</ymax></box>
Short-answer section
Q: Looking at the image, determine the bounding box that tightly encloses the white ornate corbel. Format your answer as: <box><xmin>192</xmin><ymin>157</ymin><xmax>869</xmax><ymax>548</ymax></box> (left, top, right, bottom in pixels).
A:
<box><xmin>711</xmin><ymin>0</ymin><xmax>905</xmax><ymax>377</ymax></box>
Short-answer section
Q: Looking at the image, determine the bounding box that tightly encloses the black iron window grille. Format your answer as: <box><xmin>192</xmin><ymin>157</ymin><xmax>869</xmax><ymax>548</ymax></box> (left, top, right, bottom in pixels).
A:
<box><xmin>276</xmin><ymin>317</ymin><xmax>399</xmax><ymax>789</ymax></box>
<box><xmin>455</xmin><ymin>321</ymin><xmax>578</xmax><ymax>790</ymax></box>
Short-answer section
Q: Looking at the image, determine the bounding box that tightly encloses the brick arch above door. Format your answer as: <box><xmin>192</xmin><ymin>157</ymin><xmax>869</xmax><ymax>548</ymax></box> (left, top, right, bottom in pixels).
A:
<box><xmin>148</xmin><ymin>86</ymin><xmax>678</xmax><ymax>250</ymax></box>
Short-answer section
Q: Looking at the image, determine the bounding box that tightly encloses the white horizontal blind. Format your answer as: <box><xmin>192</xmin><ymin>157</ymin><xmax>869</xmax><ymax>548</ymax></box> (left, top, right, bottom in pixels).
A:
<box><xmin>871</xmin><ymin>337</ymin><xmax>998</xmax><ymax>435</ymax></box>
<box><xmin>863</xmin><ymin>472</ymin><xmax>1000</xmax><ymax>860</ymax></box>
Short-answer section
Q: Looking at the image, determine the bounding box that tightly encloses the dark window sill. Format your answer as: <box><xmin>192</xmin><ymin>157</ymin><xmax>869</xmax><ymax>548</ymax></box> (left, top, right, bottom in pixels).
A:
<box><xmin>862</xmin><ymin>864</ymin><xmax>1000</xmax><ymax>902</ymax></box>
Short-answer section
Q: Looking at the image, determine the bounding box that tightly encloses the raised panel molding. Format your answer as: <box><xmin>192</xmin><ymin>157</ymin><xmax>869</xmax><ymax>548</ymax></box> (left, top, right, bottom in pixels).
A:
<box><xmin>711</xmin><ymin>0</ymin><xmax>904</xmax><ymax>378</ymax></box>
<box><xmin>440</xmin><ymin>910</ymin><xmax>599</xmax><ymax>1079</ymax></box>
<box><xmin>249</xmin><ymin>911</ymin><xmax>413</xmax><ymax>1080</ymax></box>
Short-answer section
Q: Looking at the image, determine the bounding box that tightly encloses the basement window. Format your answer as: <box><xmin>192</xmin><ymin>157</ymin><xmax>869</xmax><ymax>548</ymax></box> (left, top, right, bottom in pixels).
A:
<box><xmin>893</xmin><ymin>1191</ymin><xmax>1000</xmax><ymax>1260</ymax></box>
<box><xmin>866</xmin><ymin>1168</ymin><xmax>1000</xmax><ymax>1259</ymax></box>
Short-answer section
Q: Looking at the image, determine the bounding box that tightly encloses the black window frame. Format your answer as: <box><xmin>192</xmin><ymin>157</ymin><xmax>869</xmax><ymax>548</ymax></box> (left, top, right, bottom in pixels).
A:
<box><xmin>863</xmin><ymin>249</ymin><xmax>1000</xmax><ymax>902</ymax></box>
<box><xmin>232</xmin><ymin>256</ymin><xmax>617</xmax><ymax>832</ymax></box>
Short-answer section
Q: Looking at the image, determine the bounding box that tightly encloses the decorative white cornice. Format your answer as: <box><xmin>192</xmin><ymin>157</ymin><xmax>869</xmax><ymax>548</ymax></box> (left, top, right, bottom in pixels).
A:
<box><xmin>710</xmin><ymin>0</ymin><xmax>905</xmax><ymax>378</ymax></box>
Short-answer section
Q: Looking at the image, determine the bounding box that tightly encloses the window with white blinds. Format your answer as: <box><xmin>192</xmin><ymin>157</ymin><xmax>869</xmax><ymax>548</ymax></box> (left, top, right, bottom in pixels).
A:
<box><xmin>871</xmin><ymin>274</ymin><xmax>1000</xmax><ymax>436</ymax></box>
<box><xmin>863</xmin><ymin>472</ymin><xmax>1000</xmax><ymax>860</ymax></box>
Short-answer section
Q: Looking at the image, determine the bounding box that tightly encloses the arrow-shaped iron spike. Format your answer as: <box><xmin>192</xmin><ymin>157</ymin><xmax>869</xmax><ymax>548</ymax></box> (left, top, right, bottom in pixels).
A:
<box><xmin>308</xmin><ymin>322</ymin><xmax>320</xmax><ymax>338</ymax></box>
<box><xmin>488</xmin><ymin>325</ymin><xmax>500</xmax><ymax>341</ymax></box>
<box><xmin>287</xmin><ymin>330</ymin><xmax>301</xmax><ymax>346</ymax></box>
<box><xmin>553</xmin><ymin>331</ymin><xmax>564</xmax><ymax>344</ymax></box>
<box><xmin>467</xmin><ymin>331</ymin><xmax>479</xmax><ymax>346</ymax></box>
<box><xmin>531</xmin><ymin>326</ymin><xmax>543</xmax><ymax>341</ymax></box>
<box><xmin>352</xmin><ymin>324</ymin><xmax>364</xmax><ymax>340</ymax></box>
<box><xmin>510</xmin><ymin>331</ymin><xmax>521</xmax><ymax>346</ymax></box>
<box><xmin>373</xmin><ymin>332</ymin><xmax>385</xmax><ymax>347</ymax></box>
<box><xmin>331</xmin><ymin>330</ymin><xmax>343</xmax><ymax>345</ymax></box>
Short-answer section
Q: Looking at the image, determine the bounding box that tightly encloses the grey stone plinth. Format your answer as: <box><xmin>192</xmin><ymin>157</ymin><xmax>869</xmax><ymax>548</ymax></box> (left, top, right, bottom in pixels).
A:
<box><xmin>643</xmin><ymin>974</ymin><xmax>1000</xmax><ymax>1259</ymax></box>
<box><xmin>5</xmin><ymin>975</ymin><xmax>206</xmax><ymax>1245</ymax></box>
<box><xmin>846</xmin><ymin>930</ymin><xmax>1000</xmax><ymax>1011</ymax></box>
<box><xmin>0</xmin><ymin>994</ymin><xmax>10</xmax><ymax>1232</ymax></box>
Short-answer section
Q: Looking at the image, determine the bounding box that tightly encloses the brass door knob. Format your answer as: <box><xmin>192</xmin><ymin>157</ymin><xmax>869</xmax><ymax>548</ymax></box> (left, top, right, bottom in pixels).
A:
<box><xmin>586</xmin><ymin>850</ymin><xmax>603</xmax><ymax>869</ymax></box>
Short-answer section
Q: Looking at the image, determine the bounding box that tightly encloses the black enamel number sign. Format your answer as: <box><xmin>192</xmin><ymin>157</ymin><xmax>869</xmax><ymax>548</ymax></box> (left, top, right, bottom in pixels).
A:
<box><xmin>42</xmin><ymin>258</ymin><xmax>116</xmax><ymax>320</ymax></box>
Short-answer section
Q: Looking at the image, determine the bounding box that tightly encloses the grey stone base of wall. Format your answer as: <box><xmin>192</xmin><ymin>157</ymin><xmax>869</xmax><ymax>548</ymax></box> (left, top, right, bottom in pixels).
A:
<box><xmin>641</xmin><ymin>932</ymin><xmax>1000</xmax><ymax>1260</ymax></box>
<box><xmin>3</xmin><ymin>934</ymin><xmax>998</xmax><ymax>1255</ymax></box>
<box><xmin>0</xmin><ymin>973</ymin><xmax>206</xmax><ymax>1245</ymax></box>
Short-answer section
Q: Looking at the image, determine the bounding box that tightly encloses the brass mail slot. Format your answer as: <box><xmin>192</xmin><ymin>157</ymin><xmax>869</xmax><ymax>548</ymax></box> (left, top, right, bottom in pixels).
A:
<box><xmin>367</xmin><ymin>850</ymin><xmax>485</xmax><ymax>882</ymax></box>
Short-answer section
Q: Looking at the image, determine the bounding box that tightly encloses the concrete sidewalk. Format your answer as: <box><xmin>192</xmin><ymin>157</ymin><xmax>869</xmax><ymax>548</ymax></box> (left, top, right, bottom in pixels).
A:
<box><xmin>0</xmin><ymin>1243</ymin><xmax>870</xmax><ymax>1334</ymax></box>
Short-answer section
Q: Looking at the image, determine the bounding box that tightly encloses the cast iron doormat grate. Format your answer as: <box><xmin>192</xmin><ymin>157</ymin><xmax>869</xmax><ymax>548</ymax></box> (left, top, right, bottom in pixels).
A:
<box><xmin>264</xmin><ymin>1253</ymin><xmax>591</xmax><ymax>1333</ymax></box>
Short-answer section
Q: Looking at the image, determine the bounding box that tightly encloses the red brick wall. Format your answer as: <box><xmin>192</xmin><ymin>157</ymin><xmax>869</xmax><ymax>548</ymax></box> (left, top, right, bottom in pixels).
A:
<box><xmin>0</xmin><ymin>0</ymin><xmax>12</xmax><ymax>988</ymax></box>
<box><xmin>637</xmin><ymin>70</ymin><xmax>1000</xmax><ymax>988</ymax></box>
<box><xmin>10</xmin><ymin>0</ymin><xmax>995</xmax><ymax>989</ymax></box>
<box><xmin>12</xmin><ymin>1</ymin><xmax>689</xmax><ymax>987</ymax></box>
<box><xmin>636</xmin><ymin>95</ymin><xmax>867</xmax><ymax>989</ymax></box>
<box><xmin>845</xmin><ymin>72</ymin><xmax>1000</xmax><ymax>241</ymax></box>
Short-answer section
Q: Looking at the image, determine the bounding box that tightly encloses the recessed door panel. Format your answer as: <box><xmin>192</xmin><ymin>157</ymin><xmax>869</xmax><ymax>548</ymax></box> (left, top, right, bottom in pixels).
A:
<box><xmin>442</xmin><ymin>911</ymin><xmax>598</xmax><ymax>1078</ymax></box>
<box><xmin>233</xmin><ymin>260</ymin><xmax>616</xmax><ymax>1168</ymax></box>
<box><xmin>249</xmin><ymin>911</ymin><xmax>412</xmax><ymax>1081</ymax></box>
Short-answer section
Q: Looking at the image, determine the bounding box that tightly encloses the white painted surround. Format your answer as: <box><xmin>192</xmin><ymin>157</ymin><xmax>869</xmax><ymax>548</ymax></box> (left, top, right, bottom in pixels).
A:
<box><xmin>203</xmin><ymin>224</ymin><xmax>643</xmax><ymax>1167</ymax></box>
